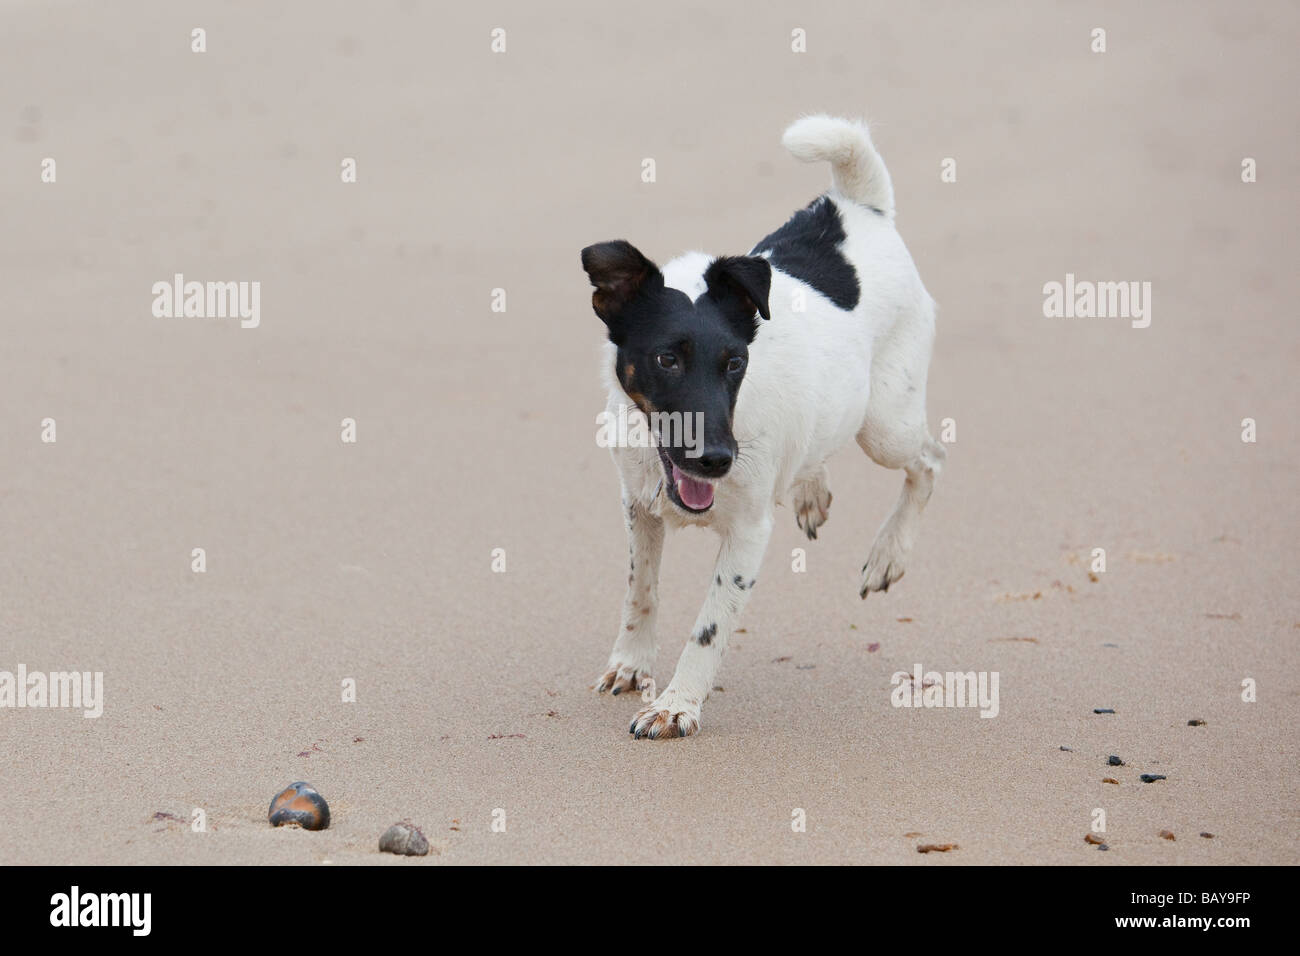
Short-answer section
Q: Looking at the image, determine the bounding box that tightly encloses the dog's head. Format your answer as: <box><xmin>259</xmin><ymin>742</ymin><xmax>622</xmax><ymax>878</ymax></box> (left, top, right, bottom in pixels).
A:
<box><xmin>581</xmin><ymin>240</ymin><xmax>771</xmax><ymax>514</ymax></box>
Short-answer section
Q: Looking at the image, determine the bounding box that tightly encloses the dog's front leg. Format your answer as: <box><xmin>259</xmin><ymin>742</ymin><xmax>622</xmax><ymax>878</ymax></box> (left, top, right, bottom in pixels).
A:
<box><xmin>629</xmin><ymin>513</ymin><xmax>773</xmax><ymax>739</ymax></box>
<box><xmin>595</xmin><ymin>495</ymin><xmax>664</xmax><ymax>696</ymax></box>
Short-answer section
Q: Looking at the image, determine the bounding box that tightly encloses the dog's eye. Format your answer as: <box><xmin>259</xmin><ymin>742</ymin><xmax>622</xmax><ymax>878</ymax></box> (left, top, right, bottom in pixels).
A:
<box><xmin>656</xmin><ymin>354</ymin><xmax>678</xmax><ymax>370</ymax></box>
<box><xmin>726</xmin><ymin>356</ymin><xmax>746</xmax><ymax>373</ymax></box>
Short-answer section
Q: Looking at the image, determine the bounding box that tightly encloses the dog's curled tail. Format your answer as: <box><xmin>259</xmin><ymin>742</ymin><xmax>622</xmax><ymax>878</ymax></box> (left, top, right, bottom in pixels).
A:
<box><xmin>782</xmin><ymin>114</ymin><xmax>895</xmax><ymax>218</ymax></box>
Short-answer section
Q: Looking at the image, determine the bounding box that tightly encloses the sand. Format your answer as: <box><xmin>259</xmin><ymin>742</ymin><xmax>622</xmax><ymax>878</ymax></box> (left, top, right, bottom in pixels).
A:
<box><xmin>1</xmin><ymin>0</ymin><xmax>1296</xmax><ymax>865</ymax></box>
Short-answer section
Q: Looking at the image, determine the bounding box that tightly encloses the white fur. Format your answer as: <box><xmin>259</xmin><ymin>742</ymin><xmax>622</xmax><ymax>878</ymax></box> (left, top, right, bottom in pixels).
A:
<box><xmin>596</xmin><ymin>116</ymin><xmax>944</xmax><ymax>738</ymax></box>
<box><xmin>782</xmin><ymin>114</ymin><xmax>895</xmax><ymax>217</ymax></box>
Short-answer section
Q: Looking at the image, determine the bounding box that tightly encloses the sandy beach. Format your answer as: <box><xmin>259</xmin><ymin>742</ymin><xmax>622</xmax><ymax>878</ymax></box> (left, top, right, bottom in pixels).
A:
<box><xmin>1</xmin><ymin>0</ymin><xmax>1296</xmax><ymax>865</ymax></box>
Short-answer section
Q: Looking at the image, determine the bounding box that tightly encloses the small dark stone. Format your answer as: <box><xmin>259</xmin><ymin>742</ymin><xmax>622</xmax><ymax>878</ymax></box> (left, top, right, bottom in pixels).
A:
<box><xmin>1094</xmin><ymin>708</ymin><xmax>1115</xmax><ymax>714</ymax></box>
<box><xmin>268</xmin><ymin>781</ymin><xmax>330</xmax><ymax>830</ymax></box>
<box><xmin>1187</xmin><ymin>719</ymin><xmax>1206</xmax><ymax>726</ymax></box>
<box><xmin>1200</xmin><ymin>832</ymin><xmax>1214</xmax><ymax>838</ymax></box>
<box><xmin>379</xmin><ymin>822</ymin><xmax>430</xmax><ymax>856</ymax></box>
<box><xmin>1108</xmin><ymin>755</ymin><xmax>1124</xmax><ymax>766</ymax></box>
<box><xmin>1059</xmin><ymin>746</ymin><xmax>1074</xmax><ymax>752</ymax></box>
<box><xmin>1140</xmin><ymin>774</ymin><xmax>1167</xmax><ymax>783</ymax></box>
<box><xmin>1098</xmin><ymin>844</ymin><xmax>1110</xmax><ymax>851</ymax></box>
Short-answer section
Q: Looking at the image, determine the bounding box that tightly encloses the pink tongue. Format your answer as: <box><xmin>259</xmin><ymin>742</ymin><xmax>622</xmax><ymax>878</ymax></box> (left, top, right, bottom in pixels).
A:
<box><xmin>672</xmin><ymin>465</ymin><xmax>715</xmax><ymax>510</ymax></box>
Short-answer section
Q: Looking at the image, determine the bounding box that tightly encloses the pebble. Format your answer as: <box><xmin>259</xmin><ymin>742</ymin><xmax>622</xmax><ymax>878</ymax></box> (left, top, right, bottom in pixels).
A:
<box><xmin>1059</xmin><ymin>746</ymin><xmax>1074</xmax><ymax>752</ymax></box>
<box><xmin>1108</xmin><ymin>755</ymin><xmax>1124</xmax><ymax>766</ymax></box>
<box><xmin>1094</xmin><ymin>708</ymin><xmax>1115</xmax><ymax>714</ymax></box>
<box><xmin>1158</xmin><ymin>829</ymin><xmax>1175</xmax><ymax>841</ymax></box>
<box><xmin>1102</xmin><ymin>778</ymin><xmax>1120</xmax><ymax>785</ymax></box>
<box><xmin>1187</xmin><ymin>719</ymin><xmax>1206</xmax><ymax>726</ymax></box>
<box><xmin>1084</xmin><ymin>833</ymin><xmax>1105</xmax><ymax>845</ymax></box>
<box><xmin>1200</xmin><ymin>832</ymin><xmax>1214</xmax><ymax>839</ymax></box>
<box><xmin>1140</xmin><ymin>774</ymin><xmax>1167</xmax><ymax>783</ymax></box>
<box><xmin>379</xmin><ymin>822</ymin><xmax>430</xmax><ymax>856</ymax></box>
<box><xmin>916</xmin><ymin>843</ymin><xmax>958</xmax><ymax>853</ymax></box>
<box><xmin>268</xmin><ymin>781</ymin><xmax>330</xmax><ymax>830</ymax></box>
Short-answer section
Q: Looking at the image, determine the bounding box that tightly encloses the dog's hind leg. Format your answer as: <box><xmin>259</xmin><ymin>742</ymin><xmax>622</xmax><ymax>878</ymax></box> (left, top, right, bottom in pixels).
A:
<box><xmin>791</xmin><ymin>466</ymin><xmax>833</xmax><ymax>540</ymax></box>
<box><xmin>859</xmin><ymin>433</ymin><xmax>944</xmax><ymax>596</ymax></box>
<box><xmin>856</xmin><ymin>322</ymin><xmax>945</xmax><ymax>597</ymax></box>
<box><xmin>629</xmin><ymin>513</ymin><xmax>773</xmax><ymax>739</ymax></box>
<box><xmin>595</xmin><ymin>496</ymin><xmax>664</xmax><ymax>696</ymax></box>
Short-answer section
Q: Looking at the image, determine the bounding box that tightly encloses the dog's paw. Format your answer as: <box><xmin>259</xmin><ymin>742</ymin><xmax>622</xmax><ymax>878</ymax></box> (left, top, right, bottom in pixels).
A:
<box><xmin>628</xmin><ymin>690</ymin><xmax>701</xmax><ymax>739</ymax></box>
<box><xmin>860</xmin><ymin>530</ymin><xmax>909</xmax><ymax>597</ymax></box>
<box><xmin>595</xmin><ymin>662</ymin><xmax>653</xmax><ymax>697</ymax></box>
<box><xmin>793</xmin><ymin>481</ymin><xmax>832</xmax><ymax>541</ymax></box>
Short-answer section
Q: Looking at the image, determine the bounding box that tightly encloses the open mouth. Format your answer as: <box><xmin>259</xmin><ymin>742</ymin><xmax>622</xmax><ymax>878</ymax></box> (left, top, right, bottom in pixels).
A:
<box><xmin>657</xmin><ymin>445</ymin><xmax>715</xmax><ymax>512</ymax></box>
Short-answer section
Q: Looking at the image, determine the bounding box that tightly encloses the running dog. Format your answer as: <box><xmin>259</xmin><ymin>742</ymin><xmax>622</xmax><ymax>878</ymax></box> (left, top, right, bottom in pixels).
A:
<box><xmin>581</xmin><ymin>114</ymin><xmax>945</xmax><ymax>739</ymax></box>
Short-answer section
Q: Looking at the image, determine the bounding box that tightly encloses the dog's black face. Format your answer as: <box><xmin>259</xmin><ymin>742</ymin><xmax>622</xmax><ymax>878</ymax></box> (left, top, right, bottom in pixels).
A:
<box><xmin>582</xmin><ymin>240</ymin><xmax>771</xmax><ymax>513</ymax></box>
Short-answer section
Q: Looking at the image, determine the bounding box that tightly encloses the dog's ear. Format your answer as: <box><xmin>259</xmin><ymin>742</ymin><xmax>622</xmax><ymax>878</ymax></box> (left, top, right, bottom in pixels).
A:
<box><xmin>703</xmin><ymin>255</ymin><xmax>772</xmax><ymax>340</ymax></box>
<box><xmin>581</xmin><ymin>241</ymin><xmax>662</xmax><ymax>330</ymax></box>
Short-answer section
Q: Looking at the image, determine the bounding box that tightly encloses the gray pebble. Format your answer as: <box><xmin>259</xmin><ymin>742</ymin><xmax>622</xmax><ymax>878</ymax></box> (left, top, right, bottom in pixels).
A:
<box><xmin>379</xmin><ymin>822</ymin><xmax>430</xmax><ymax>856</ymax></box>
<box><xmin>1094</xmin><ymin>708</ymin><xmax>1115</xmax><ymax>714</ymax></box>
<box><xmin>1108</xmin><ymin>755</ymin><xmax>1124</xmax><ymax>766</ymax></box>
<box><xmin>1140</xmin><ymin>774</ymin><xmax>1167</xmax><ymax>783</ymax></box>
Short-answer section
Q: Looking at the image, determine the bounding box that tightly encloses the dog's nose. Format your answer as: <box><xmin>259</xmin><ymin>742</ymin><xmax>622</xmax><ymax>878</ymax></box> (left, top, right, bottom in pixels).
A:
<box><xmin>695</xmin><ymin>449</ymin><xmax>733</xmax><ymax>478</ymax></box>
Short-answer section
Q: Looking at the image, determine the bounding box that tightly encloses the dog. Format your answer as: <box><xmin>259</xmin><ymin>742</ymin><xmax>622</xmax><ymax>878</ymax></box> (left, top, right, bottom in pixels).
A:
<box><xmin>581</xmin><ymin>114</ymin><xmax>945</xmax><ymax>739</ymax></box>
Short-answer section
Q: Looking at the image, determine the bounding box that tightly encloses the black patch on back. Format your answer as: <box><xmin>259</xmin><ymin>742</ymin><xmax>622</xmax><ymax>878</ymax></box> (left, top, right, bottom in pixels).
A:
<box><xmin>751</xmin><ymin>197</ymin><xmax>860</xmax><ymax>311</ymax></box>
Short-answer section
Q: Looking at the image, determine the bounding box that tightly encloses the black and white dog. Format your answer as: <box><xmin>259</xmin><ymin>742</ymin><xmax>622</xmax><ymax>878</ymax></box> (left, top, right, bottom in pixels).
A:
<box><xmin>581</xmin><ymin>115</ymin><xmax>945</xmax><ymax>739</ymax></box>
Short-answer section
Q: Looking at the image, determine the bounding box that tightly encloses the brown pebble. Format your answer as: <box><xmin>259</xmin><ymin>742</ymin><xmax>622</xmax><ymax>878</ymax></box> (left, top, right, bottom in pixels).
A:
<box><xmin>1200</xmin><ymin>832</ymin><xmax>1214</xmax><ymax>839</ymax></box>
<box><xmin>1158</xmin><ymin>829</ymin><xmax>1175</xmax><ymax>841</ymax></box>
<box><xmin>268</xmin><ymin>781</ymin><xmax>330</xmax><ymax>830</ymax></box>
<box><xmin>1084</xmin><ymin>833</ymin><xmax>1106</xmax><ymax>845</ymax></box>
<box><xmin>916</xmin><ymin>843</ymin><xmax>957</xmax><ymax>853</ymax></box>
<box><xmin>1187</xmin><ymin>719</ymin><xmax>1206</xmax><ymax>726</ymax></box>
<box><xmin>1102</xmin><ymin>778</ymin><xmax>1120</xmax><ymax>785</ymax></box>
<box><xmin>379</xmin><ymin>822</ymin><xmax>430</xmax><ymax>856</ymax></box>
